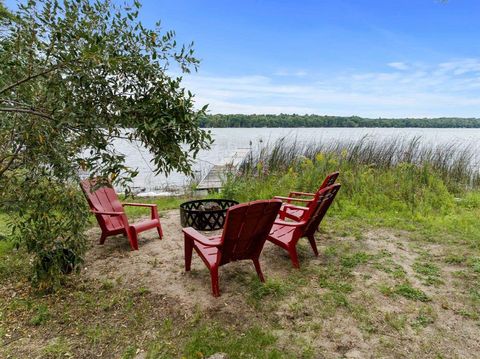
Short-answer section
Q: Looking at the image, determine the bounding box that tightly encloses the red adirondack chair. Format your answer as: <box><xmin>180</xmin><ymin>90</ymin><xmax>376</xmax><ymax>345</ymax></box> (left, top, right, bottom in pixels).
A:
<box><xmin>275</xmin><ymin>171</ymin><xmax>339</xmax><ymax>221</ymax></box>
<box><xmin>268</xmin><ymin>183</ymin><xmax>341</xmax><ymax>268</ymax></box>
<box><xmin>183</xmin><ymin>199</ymin><xmax>282</xmax><ymax>297</ymax></box>
<box><xmin>80</xmin><ymin>179</ymin><xmax>163</xmax><ymax>250</ymax></box>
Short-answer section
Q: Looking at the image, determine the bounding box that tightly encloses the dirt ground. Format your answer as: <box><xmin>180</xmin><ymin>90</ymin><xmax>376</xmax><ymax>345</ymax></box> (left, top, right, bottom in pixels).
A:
<box><xmin>84</xmin><ymin>210</ymin><xmax>295</xmax><ymax>309</ymax></box>
<box><xmin>81</xmin><ymin>210</ymin><xmax>480</xmax><ymax>358</ymax></box>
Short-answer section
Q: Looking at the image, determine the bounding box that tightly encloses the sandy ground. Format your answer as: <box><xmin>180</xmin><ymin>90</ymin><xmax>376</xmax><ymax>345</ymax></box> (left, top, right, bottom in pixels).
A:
<box><xmin>84</xmin><ymin>210</ymin><xmax>294</xmax><ymax>309</ymax></box>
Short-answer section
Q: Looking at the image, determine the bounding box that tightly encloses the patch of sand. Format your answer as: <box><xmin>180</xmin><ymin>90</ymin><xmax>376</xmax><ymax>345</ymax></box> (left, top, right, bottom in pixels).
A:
<box><xmin>84</xmin><ymin>210</ymin><xmax>292</xmax><ymax>310</ymax></box>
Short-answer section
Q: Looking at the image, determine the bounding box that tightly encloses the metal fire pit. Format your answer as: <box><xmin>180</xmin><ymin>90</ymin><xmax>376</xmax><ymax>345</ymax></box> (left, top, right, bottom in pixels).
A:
<box><xmin>180</xmin><ymin>199</ymin><xmax>239</xmax><ymax>231</ymax></box>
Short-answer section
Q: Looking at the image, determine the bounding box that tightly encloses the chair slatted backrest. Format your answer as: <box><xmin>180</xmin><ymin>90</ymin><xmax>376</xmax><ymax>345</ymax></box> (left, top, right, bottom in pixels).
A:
<box><xmin>305</xmin><ymin>172</ymin><xmax>339</xmax><ymax>209</ymax></box>
<box><xmin>80</xmin><ymin>179</ymin><xmax>124</xmax><ymax>231</ymax></box>
<box><xmin>220</xmin><ymin>200</ymin><xmax>282</xmax><ymax>264</ymax></box>
<box><xmin>303</xmin><ymin>184</ymin><xmax>341</xmax><ymax>238</ymax></box>
<box><xmin>319</xmin><ymin>171</ymin><xmax>339</xmax><ymax>192</ymax></box>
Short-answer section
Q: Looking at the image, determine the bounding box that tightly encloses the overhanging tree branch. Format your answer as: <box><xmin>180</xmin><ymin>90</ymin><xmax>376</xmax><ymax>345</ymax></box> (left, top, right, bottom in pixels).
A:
<box><xmin>0</xmin><ymin>64</ymin><xmax>63</xmax><ymax>95</ymax></box>
<box><xmin>0</xmin><ymin>107</ymin><xmax>53</xmax><ymax>120</ymax></box>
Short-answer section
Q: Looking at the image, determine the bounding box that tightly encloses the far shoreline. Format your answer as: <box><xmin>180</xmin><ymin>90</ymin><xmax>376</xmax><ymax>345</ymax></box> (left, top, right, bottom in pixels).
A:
<box><xmin>199</xmin><ymin>114</ymin><xmax>480</xmax><ymax>128</ymax></box>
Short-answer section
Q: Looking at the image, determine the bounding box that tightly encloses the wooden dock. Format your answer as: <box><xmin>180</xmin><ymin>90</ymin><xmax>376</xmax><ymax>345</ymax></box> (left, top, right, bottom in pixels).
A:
<box><xmin>197</xmin><ymin>148</ymin><xmax>250</xmax><ymax>191</ymax></box>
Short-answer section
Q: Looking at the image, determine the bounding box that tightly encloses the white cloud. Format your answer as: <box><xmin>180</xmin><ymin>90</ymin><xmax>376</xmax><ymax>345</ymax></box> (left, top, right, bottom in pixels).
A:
<box><xmin>273</xmin><ymin>69</ymin><xmax>308</xmax><ymax>77</ymax></box>
<box><xmin>388</xmin><ymin>62</ymin><xmax>409</xmax><ymax>71</ymax></box>
<box><xmin>182</xmin><ymin>59</ymin><xmax>480</xmax><ymax>117</ymax></box>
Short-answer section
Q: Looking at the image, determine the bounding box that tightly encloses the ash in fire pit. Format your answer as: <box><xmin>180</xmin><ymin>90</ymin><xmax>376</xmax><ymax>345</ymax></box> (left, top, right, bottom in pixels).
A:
<box><xmin>180</xmin><ymin>199</ymin><xmax>239</xmax><ymax>231</ymax></box>
<box><xmin>198</xmin><ymin>203</ymin><xmax>222</xmax><ymax>212</ymax></box>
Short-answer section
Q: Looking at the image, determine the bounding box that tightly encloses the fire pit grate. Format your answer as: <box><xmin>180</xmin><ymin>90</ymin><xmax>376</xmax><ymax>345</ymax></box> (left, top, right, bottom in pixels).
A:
<box><xmin>180</xmin><ymin>199</ymin><xmax>239</xmax><ymax>231</ymax></box>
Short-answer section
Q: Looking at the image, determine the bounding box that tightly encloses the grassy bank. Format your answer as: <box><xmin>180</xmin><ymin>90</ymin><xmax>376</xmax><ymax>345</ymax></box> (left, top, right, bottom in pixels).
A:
<box><xmin>223</xmin><ymin>137</ymin><xmax>480</xmax><ymax>246</ymax></box>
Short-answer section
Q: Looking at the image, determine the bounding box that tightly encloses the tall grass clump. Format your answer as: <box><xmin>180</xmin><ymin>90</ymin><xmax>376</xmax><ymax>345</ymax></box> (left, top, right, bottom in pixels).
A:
<box><xmin>222</xmin><ymin>136</ymin><xmax>480</xmax><ymax>227</ymax></box>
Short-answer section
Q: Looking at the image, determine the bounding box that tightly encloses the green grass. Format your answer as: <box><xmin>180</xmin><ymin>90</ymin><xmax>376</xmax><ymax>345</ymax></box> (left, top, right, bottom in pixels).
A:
<box><xmin>412</xmin><ymin>305</ymin><xmax>437</xmax><ymax>328</ymax></box>
<box><xmin>144</xmin><ymin>323</ymin><xmax>293</xmax><ymax>359</ymax></box>
<box><xmin>29</xmin><ymin>304</ymin><xmax>50</xmax><ymax>326</ymax></box>
<box><xmin>182</xmin><ymin>325</ymin><xmax>283</xmax><ymax>359</ymax></box>
<box><xmin>380</xmin><ymin>283</ymin><xmax>431</xmax><ymax>302</ymax></box>
<box><xmin>413</xmin><ymin>261</ymin><xmax>443</xmax><ymax>286</ymax></box>
<box><xmin>119</xmin><ymin>195</ymin><xmax>194</xmax><ymax>219</ymax></box>
<box><xmin>248</xmin><ymin>277</ymin><xmax>289</xmax><ymax>303</ymax></box>
<box><xmin>41</xmin><ymin>337</ymin><xmax>72</xmax><ymax>358</ymax></box>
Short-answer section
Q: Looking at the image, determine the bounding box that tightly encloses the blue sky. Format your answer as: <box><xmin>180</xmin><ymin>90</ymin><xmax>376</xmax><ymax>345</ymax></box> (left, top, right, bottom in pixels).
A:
<box><xmin>6</xmin><ymin>0</ymin><xmax>480</xmax><ymax>117</ymax></box>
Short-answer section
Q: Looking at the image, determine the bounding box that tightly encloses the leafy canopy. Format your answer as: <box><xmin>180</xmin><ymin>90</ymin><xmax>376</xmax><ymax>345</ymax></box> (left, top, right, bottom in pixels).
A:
<box><xmin>0</xmin><ymin>0</ymin><xmax>211</xmax><ymax>287</ymax></box>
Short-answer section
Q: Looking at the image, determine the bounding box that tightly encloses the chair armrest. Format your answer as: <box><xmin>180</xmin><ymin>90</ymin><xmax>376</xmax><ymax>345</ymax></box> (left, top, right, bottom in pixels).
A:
<box><xmin>91</xmin><ymin>210</ymin><xmax>124</xmax><ymax>216</ymax></box>
<box><xmin>274</xmin><ymin>196</ymin><xmax>314</xmax><ymax>203</ymax></box>
<box><xmin>182</xmin><ymin>227</ymin><xmax>222</xmax><ymax>247</ymax></box>
<box><xmin>273</xmin><ymin>219</ymin><xmax>306</xmax><ymax>227</ymax></box>
<box><xmin>122</xmin><ymin>203</ymin><xmax>157</xmax><ymax>208</ymax></box>
<box><xmin>289</xmin><ymin>191</ymin><xmax>316</xmax><ymax>197</ymax></box>
<box><xmin>282</xmin><ymin>204</ymin><xmax>309</xmax><ymax>212</ymax></box>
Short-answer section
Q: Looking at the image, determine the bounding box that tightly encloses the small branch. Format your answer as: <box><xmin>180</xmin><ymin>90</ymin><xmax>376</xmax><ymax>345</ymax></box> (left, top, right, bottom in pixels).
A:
<box><xmin>0</xmin><ymin>107</ymin><xmax>53</xmax><ymax>120</ymax></box>
<box><xmin>0</xmin><ymin>64</ymin><xmax>62</xmax><ymax>95</ymax></box>
<box><xmin>0</xmin><ymin>140</ymin><xmax>24</xmax><ymax>178</ymax></box>
<box><xmin>0</xmin><ymin>99</ymin><xmax>48</xmax><ymax>113</ymax></box>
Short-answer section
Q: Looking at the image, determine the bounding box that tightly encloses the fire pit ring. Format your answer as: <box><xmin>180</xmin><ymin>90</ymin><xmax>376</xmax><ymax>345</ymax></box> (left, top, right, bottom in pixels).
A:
<box><xmin>180</xmin><ymin>199</ymin><xmax>239</xmax><ymax>231</ymax></box>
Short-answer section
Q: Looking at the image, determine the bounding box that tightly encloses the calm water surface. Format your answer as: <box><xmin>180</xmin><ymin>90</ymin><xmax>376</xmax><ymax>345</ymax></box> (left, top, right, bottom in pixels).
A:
<box><xmin>115</xmin><ymin>128</ymin><xmax>480</xmax><ymax>192</ymax></box>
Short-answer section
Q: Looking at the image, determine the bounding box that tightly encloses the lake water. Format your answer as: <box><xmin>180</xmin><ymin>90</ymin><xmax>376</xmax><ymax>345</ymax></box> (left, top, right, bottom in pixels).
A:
<box><xmin>116</xmin><ymin>128</ymin><xmax>480</xmax><ymax>193</ymax></box>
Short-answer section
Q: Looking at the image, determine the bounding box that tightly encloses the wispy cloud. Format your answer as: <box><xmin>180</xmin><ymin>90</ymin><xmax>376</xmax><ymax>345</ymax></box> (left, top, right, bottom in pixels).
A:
<box><xmin>388</xmin><ymin>62</ymin><xmax>409</xmax><ymax>71</ymax></box>
<box><xmin>182</xmin><ymin>58</ymin><xmax>480</xmax><ymax>117</ymax></box>
<box><xmin>273</xmin><ymin>69</ymin><xmax>308</xmax><ymax>77</ymax></box>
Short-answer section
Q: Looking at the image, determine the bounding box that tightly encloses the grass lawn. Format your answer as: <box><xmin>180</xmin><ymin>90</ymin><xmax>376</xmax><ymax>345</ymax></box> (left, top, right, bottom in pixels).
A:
<box><xmin>0</xmin><ymin>190</ymin><xmax>479</xmax><ymax>358</ymax></box>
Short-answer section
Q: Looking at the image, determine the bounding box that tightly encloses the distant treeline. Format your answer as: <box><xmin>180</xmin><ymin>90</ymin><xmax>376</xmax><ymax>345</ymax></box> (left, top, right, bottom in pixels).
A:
<box><xmin>199</xmin><ymin>114</ymin><xmax>480</xmax><ymax>128</ymax></box>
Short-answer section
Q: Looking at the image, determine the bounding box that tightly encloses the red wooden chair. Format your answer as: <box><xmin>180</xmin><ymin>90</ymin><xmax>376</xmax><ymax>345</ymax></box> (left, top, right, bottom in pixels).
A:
<box><xmin>80</xmin><ymin>179</ymin><xmax>163</xmax><ymax>250</ymax></box>
<box><xmin>275</xmin><ymin>171</ymin><xmax>339</xmax><ymax>221</ymax></box>
<box><xmin>268</xmin><ymin>184</ymin><xmax>341</xmax><ymax>268</ymax></box>
<box><xmin>183</xmin><ymin>199</ymin><xmax>282</xmax><ymax>297</ymax></box>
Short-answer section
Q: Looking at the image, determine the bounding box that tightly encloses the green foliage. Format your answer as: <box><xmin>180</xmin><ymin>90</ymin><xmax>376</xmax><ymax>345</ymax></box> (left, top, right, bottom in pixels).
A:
<box><xmin>200</xmin><ymin>114</ymin><xmax>480</xmax><ymax>128</ymax></box>
<box><xmin>6</xmin><ymin>177</ymin><xmax>89</xmax><ymax>288</ymax></box>
<box><xmin>0</xmin><ymin>0</ymin><xmax>211</xmax><ymax>288</ymax></box>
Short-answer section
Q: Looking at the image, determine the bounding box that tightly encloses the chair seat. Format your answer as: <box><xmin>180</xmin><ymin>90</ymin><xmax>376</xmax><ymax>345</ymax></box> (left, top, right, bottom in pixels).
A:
<box><xmin>194</xmin><ymin>236</ymin><xmax>221</xmax><ymax>268</ymax></box>
<box><xmin>269</xmin><ymin>224</ymin><xmax>296</xmax><ymax>248</ymax></box>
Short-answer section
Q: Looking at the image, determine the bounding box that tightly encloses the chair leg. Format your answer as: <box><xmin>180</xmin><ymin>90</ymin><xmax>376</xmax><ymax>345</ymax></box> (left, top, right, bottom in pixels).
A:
<box><xmin>252</xmin><ymin>258</ymin><xmax>265</xmax><ymax>282</ymax></box>
<box><xmin>156</xmin><ymin>222</ymin><xmax>163</xmax><ymax>239</ymax></box>
<box><xmin>184</xmin><ymin>237</ymin><xmax>193</xmax><ymax>271</ymax></box>
<box><xmin>127</xmin><ymin>228</ymin><xmax>139</xmax><ymax>251</ymax></box>
<box><xmin>210</xmin><ymin>266</ymin><xmax>220</xmax><ymax>297</ymax></box>
<box><xmin>307</xmin><ymin>235</ymin><xmax>319</xmax><ymax>256</ymax></box>
<box><xmin>288</xmin><ymin>245</ymin><xmax>300</xmax><ymax>269</ymax></box>
<box><xmin>99</xmin><ymin>233</ymin><xmax>107</xmax><ymax>245</ymax></box>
